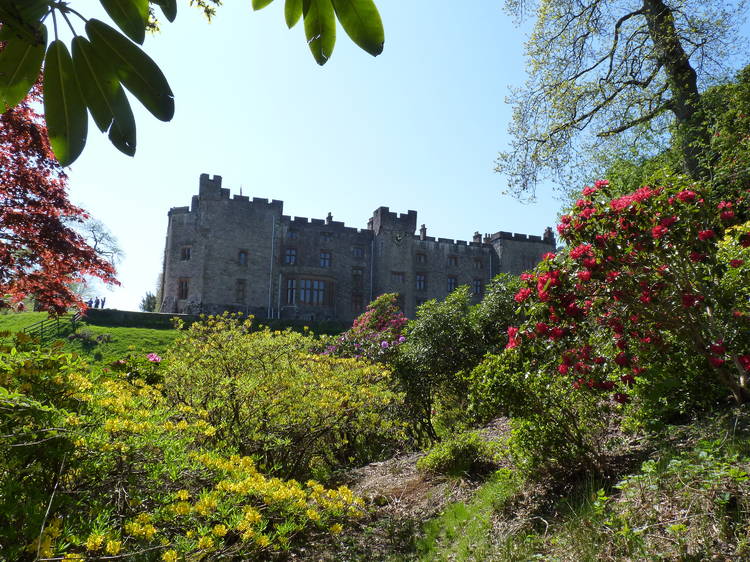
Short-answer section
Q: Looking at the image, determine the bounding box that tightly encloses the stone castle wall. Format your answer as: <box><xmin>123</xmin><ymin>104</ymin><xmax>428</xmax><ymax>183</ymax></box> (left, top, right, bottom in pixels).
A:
<box><xmin>161</xmin><ymin>174</ymin><xmax>555</xmax><ymax>321</ymax></box>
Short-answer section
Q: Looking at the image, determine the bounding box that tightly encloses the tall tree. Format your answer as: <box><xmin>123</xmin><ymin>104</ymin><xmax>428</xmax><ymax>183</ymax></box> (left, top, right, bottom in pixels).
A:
<box><xmin>0</xmin><ymin>83</ymin><xmax>118</xmax><ymax>314</ymax></box>
<box><xmin>497</xmin><ymin>0</ymin><xmax>747</xmax><ymax>198</ymax></box>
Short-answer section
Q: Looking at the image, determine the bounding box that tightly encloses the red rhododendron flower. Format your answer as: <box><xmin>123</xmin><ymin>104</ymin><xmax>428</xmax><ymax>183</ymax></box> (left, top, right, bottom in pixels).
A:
<box><xmin>651</xmin><ymin>225</ymin><xmax>669</xmax><ymax>239</ymax></box>
<box><xmin>557</xmin><ymin>364</ymin><xmax>569</xmax><ymax>375</ymax></box>
<box><xmin>721</xmin><ymin>210</ymin><xmax>735</xmax><ymax>221</ymax></box>
<box><xmin>613</xmin><ymin>393</ymin><xmax>630</xmax><ymax>404</ymax></box>
<box><xmin>542</xmin><ymin>252</ymin><xmax>556</xmax><ymax>261</ymax></box>
<box><xmin>535</xmin><ymin>322</ymin><xmax>549</xmax><ymax>336</ymax></box>
<box><xmin>709</xmin><ymin>342</ymin><xmax>726</xmax><ymax>354</ymax></box>
<box><xmin>739</xmin><ymin>355</ymin><xmax>750</xmax><ymax>372</ymax></box>
<box><xmin>698</xmin><ymin>229</ymin><xmax>716</xmax><ymax>241</ymax></box>
<box><xmin>514</xmin><ymin>288</ymin><xmax>533</xmax><ymax>303</ymax></box>
<box><xmin>730</xmin><ymin>259</ymin><xmax>744</xmax><ymax>268</ymax></box>
<box><xmin>689</xmin><ymin>251</ymin><xmax>705</xmax><ymax>262</ymax></box>
<box><xmin>577</xmin><ymin>270</ymin><xmax>592</xmax><ymax>282</ymax></box>
<box><xmin>708</xmin><ymin>357</ymin><xmax>726</xmax><ymax>367</ymax></box>
<box><xmin>660</xmin><ymin>216</ymin><xmax>677</xmax><ymax>227</ymax></box>
<box><xmin>506</xmin><ymin>326</ymin><xmax>520</xmax><ymax>349</ymax></box>
<box><xmin>676</xmin><ymin>190</ymin><xmax>697</xmax><ymax>203</ymax></box>
<box><xmin>614</xmin><ymin>352</ymin><xmax>629</xmax><ymax>366</ymax></box>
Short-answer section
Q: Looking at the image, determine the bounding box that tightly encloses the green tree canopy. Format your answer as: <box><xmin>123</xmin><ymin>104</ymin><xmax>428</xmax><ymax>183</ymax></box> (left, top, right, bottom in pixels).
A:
<box><xmin>496</xmin><ymin>0</ymin><xmax>748</xmax><ymax>199</ymax></box>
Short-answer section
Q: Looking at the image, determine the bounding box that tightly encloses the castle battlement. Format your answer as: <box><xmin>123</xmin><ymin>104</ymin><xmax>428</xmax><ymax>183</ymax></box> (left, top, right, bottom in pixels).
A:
<box><xmin>161</xmin><ymin>174</ymin><xmax>555</xmax><ymax>322</ymax></box>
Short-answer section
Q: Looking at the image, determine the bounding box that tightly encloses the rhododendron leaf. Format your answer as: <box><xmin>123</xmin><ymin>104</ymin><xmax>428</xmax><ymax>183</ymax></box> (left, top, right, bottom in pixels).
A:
<box><xmin>44</xmin><ymin>40</ymin><xmax>88</xmax><ymax>167</ymax></box>
<box><xmin>303</xmin><ymin>0</ymin><xmax>336</xmax><ymax>65</ymax></box>
<box><xmin>98</xmin><ymin>0</ymin><xmax>149</xmax><ymax>45</ymax></box>
<box><xmin>285</xmin><ymin>0</ymin><xmax>303</xmax><ymax>28</ymax></box>
<box><xmin>86</xmin><ymin>19</ymin><xmax>174</xmax><ymax>122</ymax></box>
<box><xmin>252</xmin><ymin>0</ymin><xmax>275</xmax><ymax>9</ymax></box>
<box><xmin>152</xmin><ymin>0</ymin><xmax>177</xmax><ymax>22</ymax></box>
<box><xmin>107</xmin><ymin>89</ymin><xmax>136</xmax><ymax>156</ymax></box>
<box><xmin>331</xmin><ymin>0</ymin><xmax>383</xmax><ymax>57</ymax></box>
<box><xmin>0</xmin><ymin>25</ymin><xmax>46</xmax><ymax>111</ymax></box>
<box><xmin>0</xmin><ymin>0</ymin><xmax>48</xmax><ymax>44</ymax></box>
<box><xmin>72</xmin><ymin>36</ymin><xmax>120</xmax><ymax>133</ymax></box>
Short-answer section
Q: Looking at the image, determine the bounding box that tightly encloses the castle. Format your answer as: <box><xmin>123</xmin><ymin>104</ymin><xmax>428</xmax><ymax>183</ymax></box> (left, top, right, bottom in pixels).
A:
<box><xmin>160</xmin><ymin>174</ymin><xmax>555</xmax><ymax>322</ymax></box>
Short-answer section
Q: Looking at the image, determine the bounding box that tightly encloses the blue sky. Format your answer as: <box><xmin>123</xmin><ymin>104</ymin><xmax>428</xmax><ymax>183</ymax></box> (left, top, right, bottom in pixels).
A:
<box><xmin>65</xmin><ymin>1</ymin><xmax>566</xmax><ymax>310</ymax></box>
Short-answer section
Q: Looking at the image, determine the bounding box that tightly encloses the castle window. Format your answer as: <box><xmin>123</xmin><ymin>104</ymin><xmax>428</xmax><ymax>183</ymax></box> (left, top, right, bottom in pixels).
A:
<box><xmin>391</xmin><ymin>271</ymin><xmax>405</xmax><ymax>284</ymax></box>
<box><xmin>416</xmin><ymin>273</ymin><xmax>427</xmax><ymax>291</ymax></box>
<box><xmin>235</xmin><ymin>279</ymin><xmax>247</xmax><ymax>303</ymax></box>
<box><xmin>416</xmin><ymin>252</ymin><xmax>427</xmax><ymax>264</ymax></box>
<box><xmin>287</xmin><ymin>231</ymin><xmax>298</xmax><ymax>240</ymax></box>
<box><xmin>284</xmin><ymin>248</ymin><xmax>297</xmax><ymax>265</ymax></box>
<box><xmin>299</xmin><ymin>279</ymin><xmax>327</xmax><ymax>305</ymax></box>
<box><xmin>352</xmin><ymin>246</ymin><xmax>364</xmax><ymax>258</ymax></box>
<box><xmin>473</xmin><ymin>259</ymin><xmax>483</xmax><ymax>270</ymax></box>
<box><xmin>352</xmin><ymin>267</ymin><xmax>364</xmax><ymax>290</ymax></box>
<box><xmin>321</xmin><ymin>232</ymin><xmax>333</xmax><ymax>242</ymax></box>
<box><xmin>180</xmin><ymin>246</ymin><xmax>191</xmax><ymax>261</ymax></box>
<box><xmin>238</xmin><ymin>250</ymin><xmax>248</xmax><ymax>266</ymax></box>
<box><xmin>177</xmin><ymin>278</ymin><xmax>189</xmax><ymax>300</ymax></box>
<box><xmin>447</xmin><ymin>276</ymin><xmax>457</xmax><ymax>292</ymax></box>
<box><xmin>472</xmin><ymin>279</ymin><xmax>483</xmax><ymax>296</ymax></box>
<box><xmin>320</xmin><ymin>251</ymin><xmax>331</xmax><ymax>268</ymax></box>
<box><xmin>351</xmin><ymin>293</ymin><xmax>364</xmax><ymax>313</ymax></box>
<box><xmin>286</xmin><ymin>279</ymin><xmax>296</xmax><ymax>304</ymax></box>
<box><xmin>448</xmin><ymin>255</ymin><xmax>458</xmax><ymax>267</ymax></box>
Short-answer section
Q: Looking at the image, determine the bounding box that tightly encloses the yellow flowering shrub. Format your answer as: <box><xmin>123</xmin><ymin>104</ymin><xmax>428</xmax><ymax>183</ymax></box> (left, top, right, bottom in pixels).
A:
<box><xmin>0</xmin><ymin>339</ymin><xmax>369</xmax><ymax>560</ymax></box>
<box><xmin>165</xmin><ymin>314</ymin><xmax>407</xmax><ymax>479</ymax></box>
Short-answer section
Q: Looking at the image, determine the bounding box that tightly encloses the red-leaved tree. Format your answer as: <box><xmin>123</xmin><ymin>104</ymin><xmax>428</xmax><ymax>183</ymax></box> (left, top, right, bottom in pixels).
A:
<box><xmin>0</xmin><ymin>83</ymin><xmax>118</xmax><ymax>314</ymax></box>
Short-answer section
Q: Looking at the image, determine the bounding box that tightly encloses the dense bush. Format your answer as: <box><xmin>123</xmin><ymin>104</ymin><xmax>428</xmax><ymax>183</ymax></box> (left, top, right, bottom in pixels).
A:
<box><xmin>509</xmin><ymin>176</ymin><xmax>749</xmax><ymax>414</ymax></box>
<box><xmin>165</xmin><ymin>313</ymin><xmax>406</xmax><ymax>479</ymax></box>
<box><xmin>396</xmin><ymin>275</ymin><xmax>522</xmax><ymax>435</ymax></box>
<box><xmin>0</xmin><ymin>340</ymin><xmax>366</xmax><ymax>560</ymax></box>
<box><xmin>416</xmin><ymin>431</ymin><xmax>501</xmax><ymax>476</ymax></box>
<box><xmin>469</xmin><ymin>348</ymin><xmax>611</xmax><ymax>474</ymax></box>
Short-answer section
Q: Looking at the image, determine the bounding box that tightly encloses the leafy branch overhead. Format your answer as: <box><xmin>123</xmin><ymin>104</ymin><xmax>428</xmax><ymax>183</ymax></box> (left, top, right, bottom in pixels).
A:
<box><xmin>0</xmin><ymin>0</ymin><xmax>384</xmax><ymax>166</ymax></box>
<box><xmin>496</xmin><ymin>0</ymin><xmax>747</xmax><ymax>199</ymax></box>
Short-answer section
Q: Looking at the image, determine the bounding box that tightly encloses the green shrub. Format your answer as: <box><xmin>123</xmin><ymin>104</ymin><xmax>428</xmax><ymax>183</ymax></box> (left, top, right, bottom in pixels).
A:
<box><xmin>468</xmin><ymin>349</ymin><xmax>611</xmax><ymax>475</ymax></box>
<box><xmin>0</xmin><ymin>340</ymin><xmax>368</xmax><ymax>560</ymax></box>
<box><xmin>416</xmin><ymin>431</ymin><xmax>501</xmax><ymax>476</ymax></box>
<box><xmin>165</xmin><ymin>313</ymin><xmax>406</xmax><ymax>479</ymax></box>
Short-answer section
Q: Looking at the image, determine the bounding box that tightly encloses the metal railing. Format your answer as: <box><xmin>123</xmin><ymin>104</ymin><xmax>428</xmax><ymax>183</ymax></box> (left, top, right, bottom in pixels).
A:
<box><xmin>22</xmin><ymin>312</ymin><xmax>81</xmax><ymax>343</ymax></box>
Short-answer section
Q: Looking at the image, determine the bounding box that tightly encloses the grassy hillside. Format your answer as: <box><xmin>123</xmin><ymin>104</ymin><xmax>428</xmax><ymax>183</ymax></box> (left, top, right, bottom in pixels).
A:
<box><xmin>0</xmin><ymin>311</ymin><xmax>179</xmax><ymax>364</ymax></box>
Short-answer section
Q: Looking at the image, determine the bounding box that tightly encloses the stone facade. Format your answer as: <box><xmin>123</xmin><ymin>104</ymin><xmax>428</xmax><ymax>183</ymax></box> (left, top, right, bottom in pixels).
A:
<box><xmin>160</xmin><ymin>174</ymin><xmax>556</xmax><ymax>322</ymax></box>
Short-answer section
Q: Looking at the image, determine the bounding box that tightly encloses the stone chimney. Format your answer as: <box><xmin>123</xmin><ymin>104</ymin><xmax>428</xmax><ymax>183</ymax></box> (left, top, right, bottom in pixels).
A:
<box><xmin>326</xmin><ymin>212</ymin><xmax>333</xmax><ymax>225</ymax></box>
<box><xmin>473</xmin><ymin>231</ymin><xmax>482</xmax><ymax>243</ymax></box>
<box><xmin>419</xmin><ymin>224</ymin><xmax>427</xmax><ymax>240</ymax></box>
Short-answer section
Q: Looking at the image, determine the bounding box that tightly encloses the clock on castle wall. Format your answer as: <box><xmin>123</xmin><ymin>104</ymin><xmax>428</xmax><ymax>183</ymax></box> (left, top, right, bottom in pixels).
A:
<box><xmin>391</xmin><ymin>231</ymin><xmax>406</xmax><ymax>246</ymax></box>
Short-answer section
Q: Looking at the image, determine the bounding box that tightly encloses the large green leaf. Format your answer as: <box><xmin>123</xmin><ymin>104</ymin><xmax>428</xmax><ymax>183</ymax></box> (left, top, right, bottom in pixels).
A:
<box><xmin>0</xmin><ymin>25</ymin><xmax>46</xmax><ymax>111</ymax></box>
<box><xmin>98</xmin><ymin>0</ymin><xmax>149</xmax><ymax>45</ymax></box>
<box><xmin>0</xmin><ymin>0</ymin><xmax>48</xmax><ymax>43</ymax></box>
<box><xmin>85</xmin><ymin>19</ymin><xmax>174</xmax><ymax>121</ymax></box>
<box><xmin>152</xmin><ymin>0</ymin><xmax>177</xmax><ymax>22</ymax></box>
<box><xmin>285</xmin><ymin>0</ymin><xmax>303</xmax><ymax>28</ymax></box>
<box><xmin>43</xmin><ymin>40</ymin><xmax>88</xmax><ymax>166</ymax></box>
<box><xmin>72</xmin><ymin>36</ymin><xmax>120</xmax><ymax>132</ymax></box>
<box><xmin>107</xmin><ymin>88</ymin><xmax>136</xmax><ymax>156</ymax></box>
<box><xmin>252</xmin><ymin>0</ymin><xmax>275</xmax><ymax>9</ymax></box>
<box><xmin>72</xmin><ymin>37</ymin><xmax>137</xmax><ymax>155</ymax></box>
<box><xmin>331</xmin><ymin>0</ymin><xmax>383</xmax><ymax>56</ymax></box>
<box><xmin>303</xmin><ymin>0</ymin><xmax>336</xmax><ymax>65</ymax></box>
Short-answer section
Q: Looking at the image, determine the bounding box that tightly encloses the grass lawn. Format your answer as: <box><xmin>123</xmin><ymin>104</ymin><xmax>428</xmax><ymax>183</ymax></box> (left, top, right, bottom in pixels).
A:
<box><xmin>0</xmin><ymin>311</ymin><xmax>50</xmax><ymax>333</ymax></box>
<box><xmin>0</xmin><ymin>311</ymin><xmax>180</xmax><ymax>365</ymax></box>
